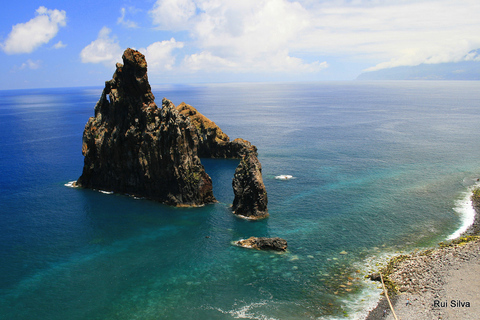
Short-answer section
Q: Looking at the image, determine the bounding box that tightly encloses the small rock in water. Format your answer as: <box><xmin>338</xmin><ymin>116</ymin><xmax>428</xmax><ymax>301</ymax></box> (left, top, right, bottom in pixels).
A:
<box><xmin>368</xmin><ymin>273</ymin><xmax>382</xmax><ymax>282</ymax></box>
<box><xmin>235</xmin><ymin>237</ymin><xmax>287</xmax><ymax>251</ymax></box>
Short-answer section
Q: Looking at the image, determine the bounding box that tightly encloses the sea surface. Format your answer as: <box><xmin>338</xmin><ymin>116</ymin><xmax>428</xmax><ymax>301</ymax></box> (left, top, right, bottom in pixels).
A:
<box><xmin>1</xmin><ymin>81</ymin><xmax>480</xmax><ymax>319</ymax></box>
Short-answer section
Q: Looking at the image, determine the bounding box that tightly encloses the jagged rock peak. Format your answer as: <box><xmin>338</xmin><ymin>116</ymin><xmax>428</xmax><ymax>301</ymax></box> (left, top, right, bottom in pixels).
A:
<box><xmin>75</xmin><ymin>49</ymin><xmax>216</xmax><ymax>207</ymax></box>
<box><xmin>113</xmin><ymin>48</ymin><xmax>154</xmax><ymax>103</ymax></box>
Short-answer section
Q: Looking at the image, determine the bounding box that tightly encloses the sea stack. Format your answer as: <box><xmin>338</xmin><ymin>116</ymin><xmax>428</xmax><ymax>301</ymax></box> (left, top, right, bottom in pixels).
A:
<box><xmin>75</xmin><ymin>48</ymin><xmax>215</xmax><ymax>206</ymax></box>
<box><xmin>232</xmin><ymin>147</ymin><xmax>269</xmax><ymax>219</ymax></box>
<box><xmin>76</xmin><ymin>48</ymin><xmax>268</xmax><ymax>215</ymax></box>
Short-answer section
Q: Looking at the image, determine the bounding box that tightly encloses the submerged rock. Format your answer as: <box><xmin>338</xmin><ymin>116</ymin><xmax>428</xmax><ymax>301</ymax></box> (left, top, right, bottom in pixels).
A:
<box><xmin>235</xmin><ymin>237</ymin><xmax>288</xmax><ymax>251</ymax></box>
<box><xmin>76</xmin><ymin>48</ymin><xmax>268</xmax><ymax>213</ymax></box>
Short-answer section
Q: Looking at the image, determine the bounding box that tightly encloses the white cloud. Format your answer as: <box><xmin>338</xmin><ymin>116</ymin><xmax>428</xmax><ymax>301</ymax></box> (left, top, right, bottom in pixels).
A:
<box><xmin>365</xmin><ymin>47</ymin><xmax>480</xmax><ymax>72</ymax></box>
<box><xmin>150</xmin><ymin>0</ymin><xmax>196</xmax><ymax>30</ymax></box>
<box><xmin>298</xmin><ymin>0</ymin><xmax>480</xmax><ymax>71</ymax></box>
<box><xmin>117</xmin><ymin>7</ymin><xmax>139</xmax><ymax>28</ymax></box>
<box><xmin>1</xmin><ymin>6</ymin><xmax>66</xmax><ymax>54</ymax></box>
<box><xmin>19</xmin><ymin>59</ymin><xmax>41</xmax><ymax>70</ymax></box>
<box><xmin>265</xmin><ymin>50</ymin><xmax>329</xmax><ymax>73</ymax></box>
<box><xmin>53</xmin><ymin>41</ymin><xmax>67</xmax><ymax>49</ymax></box>
<box><xmin>80</xmin><ymin>27</ymin><xmax>123</xmax><ymax>65</ymax></box>
<box><xmin>194</xmin><ymin>0</ymin><xmax>309</xmax><ymax>55</ymax></box>
<box><xmin>140</xmin><ymin>38</ymin><xmax>184</xmax><ymax>71</ymax></box>
<box><xmin>150</xmin><ymin>0</ymin><xmax>327</xmax><ymax>74</ymax></box>
<box><xmin>183</xmin><ymin>51</ymin><xmax>237</xmax><ymax>71</ymax></box>
<box><xmin>148</xmin><ymin>0</ymin><xmax>480</xmax><ymax>74</ymax></box>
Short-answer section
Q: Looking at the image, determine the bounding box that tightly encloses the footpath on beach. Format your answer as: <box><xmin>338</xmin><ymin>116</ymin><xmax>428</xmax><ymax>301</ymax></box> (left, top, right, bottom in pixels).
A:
<box><xmin>366</xmin><ymin>190</ymin><xmax>480</xmax><ymax>320</ymax></box>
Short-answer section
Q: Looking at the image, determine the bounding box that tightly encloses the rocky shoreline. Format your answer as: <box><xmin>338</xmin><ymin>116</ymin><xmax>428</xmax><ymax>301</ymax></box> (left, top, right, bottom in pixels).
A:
<box><xmin>365</xmin><ymin>189</ymin><xmax>480</xmax><ymax>319</ymax></box>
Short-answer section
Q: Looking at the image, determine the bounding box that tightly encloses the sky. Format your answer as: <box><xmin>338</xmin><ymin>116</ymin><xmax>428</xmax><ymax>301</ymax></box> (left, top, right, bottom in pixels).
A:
<box><xmin>1</xmin><ymin>0</ymin><xmax>480</xmax><ymax>89</ymax></box>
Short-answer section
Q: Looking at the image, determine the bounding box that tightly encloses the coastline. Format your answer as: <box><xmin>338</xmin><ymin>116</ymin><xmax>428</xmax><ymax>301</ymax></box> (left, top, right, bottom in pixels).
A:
<box><xmin>365</xmin><ymin>189</ymin><xmax>480</xmax><ymax>319</ymax></box>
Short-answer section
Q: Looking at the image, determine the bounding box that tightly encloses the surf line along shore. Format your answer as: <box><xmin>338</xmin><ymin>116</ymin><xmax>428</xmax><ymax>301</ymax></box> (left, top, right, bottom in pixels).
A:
<box><xmin>365</xmin><ymin>187</ymin><xmax>480</xmax><ymax>320</ymax></box>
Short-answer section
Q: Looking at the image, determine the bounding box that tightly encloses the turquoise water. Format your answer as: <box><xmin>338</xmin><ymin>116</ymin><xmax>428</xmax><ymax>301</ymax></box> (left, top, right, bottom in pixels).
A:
<box><xmin>1</xmin><ymin>81</ymin><xmax>480</xmax><ymax>319</ymax></box>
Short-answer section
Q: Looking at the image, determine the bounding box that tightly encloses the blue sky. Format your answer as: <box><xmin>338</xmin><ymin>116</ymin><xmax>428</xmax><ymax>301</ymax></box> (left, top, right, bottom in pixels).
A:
<box><xmin>1</xmin><ymin>0</ymin><xmax>480</xmax><ymax>89</ymax></box>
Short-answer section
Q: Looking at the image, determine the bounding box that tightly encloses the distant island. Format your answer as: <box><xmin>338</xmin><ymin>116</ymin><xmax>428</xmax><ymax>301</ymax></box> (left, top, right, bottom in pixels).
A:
<box><xmin>74</xmin><ymin>48</ymin><xmax>268</xmax><ymax>219</ymax></box>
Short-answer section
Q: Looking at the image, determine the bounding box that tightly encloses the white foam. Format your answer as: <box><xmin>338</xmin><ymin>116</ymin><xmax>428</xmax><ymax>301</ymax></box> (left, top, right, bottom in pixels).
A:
<box><xmin>317</xmin><ymin>248</ymin><xmax>405</xmax><ymax>320</ymax></box>
<box><xmin>446</xmin><ymin>186</ymin><xmax>477</xmax><ymax>240</ymax></box>
<box><xmin>64</xmin><ymin>181</ymin><xmax>77</xmax><ymax>188</ymax></box>
<box><xmin>335</xmin><ymin>282</ymin><xmax>384</xmax><ymax>320</ymax></box>
<box><xmin>205</xmin><ymin>301</ymin><xmax>278</xmax><ymax>320</ymax></box>
<box><xmin>65</xmin><ymin>181</ymin><xmax>117</xmax><ymax>196</ymax></box>
<box><xmin>275</xmin><ymin>175</ymin><xmax>294</xmax><ymax>180</ymax></box>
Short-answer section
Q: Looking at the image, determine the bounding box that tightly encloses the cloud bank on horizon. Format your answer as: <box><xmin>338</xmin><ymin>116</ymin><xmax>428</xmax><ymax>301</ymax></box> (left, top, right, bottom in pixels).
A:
<box><xmin>1</xmin><ymin>0</ymin><xmax>480</xmax><ymax>87</ymax></box>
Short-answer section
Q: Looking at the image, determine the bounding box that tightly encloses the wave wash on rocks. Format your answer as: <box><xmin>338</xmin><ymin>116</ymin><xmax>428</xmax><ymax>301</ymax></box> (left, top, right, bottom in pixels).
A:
<box><xmin>75</xmin><ymin>48</ymin><xmax>268</xmax><ymax>218</ymax></box>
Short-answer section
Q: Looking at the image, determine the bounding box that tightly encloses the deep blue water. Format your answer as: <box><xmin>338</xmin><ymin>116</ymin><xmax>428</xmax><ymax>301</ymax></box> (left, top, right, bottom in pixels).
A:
<box><xmin>1</xmin><ymin>81</ymin><xmax>480</xmax><ymax>319</ymax></box>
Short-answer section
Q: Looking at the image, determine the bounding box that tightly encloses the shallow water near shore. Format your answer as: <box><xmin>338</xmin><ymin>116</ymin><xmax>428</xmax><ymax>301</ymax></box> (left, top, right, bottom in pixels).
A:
<box><xmin>1</xmin><ymin>81</ymin><xmax>480</xmax><ymax>319</ymax></box>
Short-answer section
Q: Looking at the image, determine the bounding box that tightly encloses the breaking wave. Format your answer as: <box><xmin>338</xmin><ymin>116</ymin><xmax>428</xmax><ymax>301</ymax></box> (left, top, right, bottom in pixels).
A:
<box><xmin>275</xmin><ymin>175</ymin><xmax>294</xmax><ymax>180</ymax></box>
<box><xmin>447</xmin><ymin>185</ymin><xmax>478</xmax><ymax>240</ymax></box>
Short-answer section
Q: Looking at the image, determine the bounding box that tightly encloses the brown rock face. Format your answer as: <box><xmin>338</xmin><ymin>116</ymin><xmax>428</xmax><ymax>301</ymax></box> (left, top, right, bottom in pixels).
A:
<box><xmin>175</xmin><ymin>103</ymin><xmax>256</xmax><ymax>159</ymax></box>
<box><xmin>76</xmin><ymin>48</ymin><xmax>268</xmax><ymax>215</ymax></box>
<box><xmin>76</xmin><ymin>48</ymin><xmax>215</xmax><ymax>206</ymax></box>
<box><xmin>176</xmin><ymin>102</ymin><xmax>230</xmax><ymax>158</ymax></box>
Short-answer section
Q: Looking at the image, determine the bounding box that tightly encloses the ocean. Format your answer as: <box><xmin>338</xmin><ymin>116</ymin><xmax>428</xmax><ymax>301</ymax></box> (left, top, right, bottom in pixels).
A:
<box><xmin>1</xmin><ymin>81</ymin><xmax>479</xmax><ymax>319</ymax></box>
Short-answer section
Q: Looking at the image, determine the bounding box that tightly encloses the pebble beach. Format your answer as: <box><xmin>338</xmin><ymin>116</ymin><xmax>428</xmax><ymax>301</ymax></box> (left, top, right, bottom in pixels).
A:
<box><xmin>366</xmin><ymin>195</ymin><xmax>480</xmax><ymax>319</ymax></box>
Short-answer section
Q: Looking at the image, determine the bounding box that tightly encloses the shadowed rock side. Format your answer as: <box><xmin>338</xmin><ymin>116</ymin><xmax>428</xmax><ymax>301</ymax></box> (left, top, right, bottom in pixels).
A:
<box><xmin>232</xmin><ymin>149</ymin><xmax>269</xmax><ymax>219</ymax></box>
<box><xmin>76</xmin><ymin>48</ymin><xmax>268</xmax><ymax>215</ymax></box>
<box><xmin>75</xmin><ymin>48</ymin><xmax>215</xmax><ymax>206</ymax></box>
